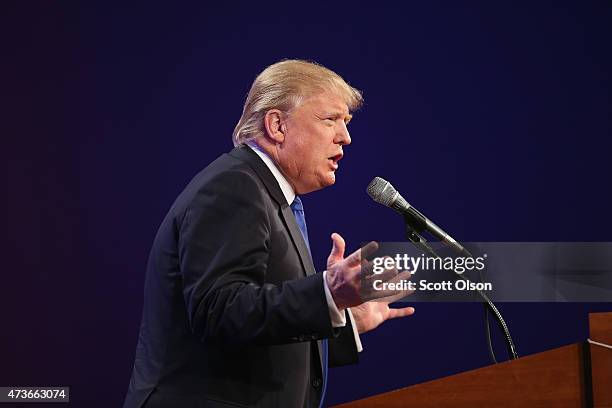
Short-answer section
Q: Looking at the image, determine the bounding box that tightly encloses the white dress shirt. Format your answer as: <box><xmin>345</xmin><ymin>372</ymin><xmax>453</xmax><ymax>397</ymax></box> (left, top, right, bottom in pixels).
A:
<box><xmin>246</xmin><ymin>142</ymin><xmax>363</xmax><ymax>352</ymax></box>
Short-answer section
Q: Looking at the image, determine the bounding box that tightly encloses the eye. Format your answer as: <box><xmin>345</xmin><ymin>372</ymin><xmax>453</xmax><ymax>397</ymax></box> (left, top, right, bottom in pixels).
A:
<box><xmin>324</xmin><ymin>117</ymin><xmax>336</xmax><ymax>125</ymax></box>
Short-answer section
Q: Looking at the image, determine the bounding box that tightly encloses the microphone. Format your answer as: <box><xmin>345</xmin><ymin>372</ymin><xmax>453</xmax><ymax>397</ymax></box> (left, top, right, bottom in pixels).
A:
<box><xmin>366</xmin><ymin>177</ymin><xmax>467</xmax><ymax>255</ymax></box>
<box><xmin>367</xmin><ymin>176</ymin><xmax>519</xmax><ymax>361</ymax></box>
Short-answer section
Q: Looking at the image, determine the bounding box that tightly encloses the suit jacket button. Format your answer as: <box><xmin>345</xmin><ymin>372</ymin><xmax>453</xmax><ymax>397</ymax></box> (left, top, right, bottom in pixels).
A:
<box><xmin>312</xmin><ymin>378</ymin><xmax>322</xmax><ymax>388</ymax></box>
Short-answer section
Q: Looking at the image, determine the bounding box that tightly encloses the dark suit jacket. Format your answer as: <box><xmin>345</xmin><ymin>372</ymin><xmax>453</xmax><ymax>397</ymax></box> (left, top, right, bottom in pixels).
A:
<box><xmin>124</xmin><ymin>146</ymin><xmax>359</xmax><ymax>408</ymax></box>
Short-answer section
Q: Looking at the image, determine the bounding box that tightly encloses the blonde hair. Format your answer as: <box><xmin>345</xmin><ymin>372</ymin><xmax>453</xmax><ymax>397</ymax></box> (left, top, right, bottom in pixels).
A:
<box><xmin>232</xmin><ymin>59</ymin><xmax>363</xmax><ymax>146</ymax></box>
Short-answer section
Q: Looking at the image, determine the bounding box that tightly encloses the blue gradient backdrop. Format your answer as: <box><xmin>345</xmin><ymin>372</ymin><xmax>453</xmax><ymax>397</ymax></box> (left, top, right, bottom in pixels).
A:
<box><xmin>3</xmin><ymin>2</ymin><xmax>611</xmax><ymax>406</ymax></box>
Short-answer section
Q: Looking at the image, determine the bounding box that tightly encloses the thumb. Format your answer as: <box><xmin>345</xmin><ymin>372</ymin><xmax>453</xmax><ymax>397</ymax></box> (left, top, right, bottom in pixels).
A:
<box><xmin>328</xmin><ymin>233</ymin><xmax>346</xmax><ymax>265</ymax></box>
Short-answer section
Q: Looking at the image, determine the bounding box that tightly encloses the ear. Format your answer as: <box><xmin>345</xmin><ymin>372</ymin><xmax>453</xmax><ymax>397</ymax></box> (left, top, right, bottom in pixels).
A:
<box><xmin>263</xmin><ymin>109</ymin><xmax>286</xmax><ymax>144</ymax></box>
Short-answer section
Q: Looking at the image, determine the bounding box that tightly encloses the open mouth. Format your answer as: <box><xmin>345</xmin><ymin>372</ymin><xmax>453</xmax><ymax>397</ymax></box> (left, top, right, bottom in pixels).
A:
<box><xmin>328</xmin><ymin>153</ymin><xmax>343</xmax><ymax>170</ymax></box>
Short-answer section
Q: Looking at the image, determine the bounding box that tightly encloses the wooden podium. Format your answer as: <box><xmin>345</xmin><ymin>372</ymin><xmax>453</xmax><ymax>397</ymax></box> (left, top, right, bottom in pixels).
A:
<box><xmin>334</xmin><ymin>312</ymin><xmax>612</xmax><ymax>408</ymax></box>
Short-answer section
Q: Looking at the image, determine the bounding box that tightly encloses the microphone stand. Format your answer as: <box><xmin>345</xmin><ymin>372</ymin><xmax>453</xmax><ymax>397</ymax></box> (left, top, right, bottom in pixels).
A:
<box><xmin>404</xmin><ymin>217</ymin><xmax>519</xmax><ymax>362</ymax></box>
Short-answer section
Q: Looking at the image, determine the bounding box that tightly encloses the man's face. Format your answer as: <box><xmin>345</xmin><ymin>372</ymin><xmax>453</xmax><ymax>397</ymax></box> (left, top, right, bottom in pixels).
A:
<box><xmin>276</xmin><ymin>92</ymin><xmax>353</xmax><ymax>194</ymax></box>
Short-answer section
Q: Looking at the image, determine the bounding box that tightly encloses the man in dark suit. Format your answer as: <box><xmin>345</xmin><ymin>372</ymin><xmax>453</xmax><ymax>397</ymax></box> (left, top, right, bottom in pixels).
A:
<box><xmin>124</xmin><ymin>60</ymin><xmax>415</xmax><ymax>408</ymax></box>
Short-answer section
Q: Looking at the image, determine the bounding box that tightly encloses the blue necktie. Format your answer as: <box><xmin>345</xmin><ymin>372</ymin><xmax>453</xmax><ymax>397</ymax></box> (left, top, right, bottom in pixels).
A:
<box><xmin>290</xmin><ymin>196</ymin><xmax>328</xmax><ymax>408</ymax></box>
<box><xmin>290</xmin><ymin>196</ymin><xmax>310</xmax><ymax>252</ymax></box>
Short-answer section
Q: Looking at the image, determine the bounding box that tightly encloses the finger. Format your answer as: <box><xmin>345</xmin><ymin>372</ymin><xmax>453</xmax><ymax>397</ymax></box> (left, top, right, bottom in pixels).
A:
<box><xmin>346</xmin><ymin>241</ymin><xmax>379</xmax><ymax>266</ymax></box>
<box><xmin>328</xmin><ymin>233</ymin><xmax>345</xmax><ymax>263</ymax></box>
<box><xmin>359</xmin><ymin>286</ymin><xmax>398</xmax><ymax>303</ymax></box>
<box><xmin>381</xmin><ymin>271</ymin><xmax>415</xmax><ymax>302</ymax></box>
<box><xmin>361</xmin><ymin>274</ymin><xmax>415</xmax><ymax>302</ymax></box>
<box><xmin>360</xmin><ymin>259</ymin><xmax>378</xmax><ymax>279</ymax></box>
<box><xmin>362</xmin><ymin>270</ymin><xmax>397</xmax><ymax>292</ymax></box>
<box><xmin>373</xmin><ymin>270</ymin><xmax>411</xmax><ymax>287</ymax></box>
<box><xmin>363</xmin><ymin>288</ymin><xmax>414</xmax><ymax>302</ymax></box>
<box><xmin>387</xmin><ymin>306</ymin><xmax>416</xmax><ymax>319</ymax></box>
<box><xmin>388</xmin><ymin>270</ymin><xmax>413</xmax><ymax>283</ymax></box>
<box><xmin>361</xmin><ymin>255</ymin><xmax>398</xmax><ymax>279</ymax></box>
<box><xmin>368</xmin><ymin>264</ymin><xmax>398</xmax><ymax>281</ymax></box>
<box><xmin>381</xmin><ymin>288</ymin><xmax>414</xmax><ymax>304</ymax></box>
<box><xmin>362</xmin><ymin>268</ymin><xmax>406</xmax><ymax>295</ymax></box>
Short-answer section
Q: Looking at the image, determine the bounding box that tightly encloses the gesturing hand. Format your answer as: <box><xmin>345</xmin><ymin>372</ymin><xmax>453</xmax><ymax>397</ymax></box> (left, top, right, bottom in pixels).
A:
<box><xmin>325</xmin><ymin>233</ymin><xmax>379</xmax><ymax>310</ymax></box>
<box><xmin>350</xmin><ymin>295</ymin><xmax>415</xmax><ymax>334</ymax></box>
<box><xmin>326</xmin><ymin>232</ymin><xmax>415</xmax><ymax>331</ymax></box>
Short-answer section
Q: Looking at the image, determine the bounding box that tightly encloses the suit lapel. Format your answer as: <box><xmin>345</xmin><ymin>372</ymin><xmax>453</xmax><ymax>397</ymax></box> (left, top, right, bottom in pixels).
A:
<box><xmin>229</xmin><ymin>146</ymin><xmax>317</xmax><ymax>277</ymax></box>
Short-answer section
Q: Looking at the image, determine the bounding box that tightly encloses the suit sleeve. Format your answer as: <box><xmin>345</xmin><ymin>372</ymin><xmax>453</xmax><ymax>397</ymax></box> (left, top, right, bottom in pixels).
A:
<box><xmin>178</xmin><ymin>169</ymin><xmax>336</xmax><ymax>345</ymax></box>
<box><xmin>328</xmin><ymin>310</ymin><xmax>359</xmax><ymax>367</ymax></box>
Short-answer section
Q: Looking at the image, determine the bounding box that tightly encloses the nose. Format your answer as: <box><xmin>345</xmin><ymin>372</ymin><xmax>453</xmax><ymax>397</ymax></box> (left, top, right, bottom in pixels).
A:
<box><xmin>336</xmin><ymin>121</ymin><xmax>352</xmax><ymax>146</ymax></box>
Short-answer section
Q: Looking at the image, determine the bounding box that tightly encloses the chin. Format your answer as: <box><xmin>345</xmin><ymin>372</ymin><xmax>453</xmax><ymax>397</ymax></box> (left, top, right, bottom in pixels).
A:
<box><xmin>324</xmin><ymin>173</ymin><xmax>336</xmax><ymax>186</ymax></box>
<box><xmin>301</xmin><ymin>173</ymin><xmax>336</xmax><ymax>193</ymax></box>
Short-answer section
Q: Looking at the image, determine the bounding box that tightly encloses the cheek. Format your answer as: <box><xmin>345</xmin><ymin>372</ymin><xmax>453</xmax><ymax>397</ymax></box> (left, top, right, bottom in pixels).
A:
<box><xmin>296</xmin><ymin>128</ymin><xmax>334</xmax><ymax>172</ymax></box>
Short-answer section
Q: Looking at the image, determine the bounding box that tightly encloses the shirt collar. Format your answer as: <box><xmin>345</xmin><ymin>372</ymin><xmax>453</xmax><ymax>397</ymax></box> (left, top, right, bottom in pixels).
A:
<box><xmin>246</xmin><ymin>141</ymin><xmax>295</xmax><ymax>205</ymax></box>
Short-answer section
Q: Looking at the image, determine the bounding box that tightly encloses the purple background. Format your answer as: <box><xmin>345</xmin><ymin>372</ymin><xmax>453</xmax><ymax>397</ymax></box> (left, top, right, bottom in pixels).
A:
<box><xmin>3</xmin><ymin>2</ymin><xmax>612</xmax><ymax>406</ymax></box>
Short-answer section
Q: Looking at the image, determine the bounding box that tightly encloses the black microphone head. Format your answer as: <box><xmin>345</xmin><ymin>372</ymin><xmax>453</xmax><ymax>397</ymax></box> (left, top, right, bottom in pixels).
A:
<box><xmin>366</xmin><ymin>177</ymin><xmax>397</xmax><ymax>207</ymax></box>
